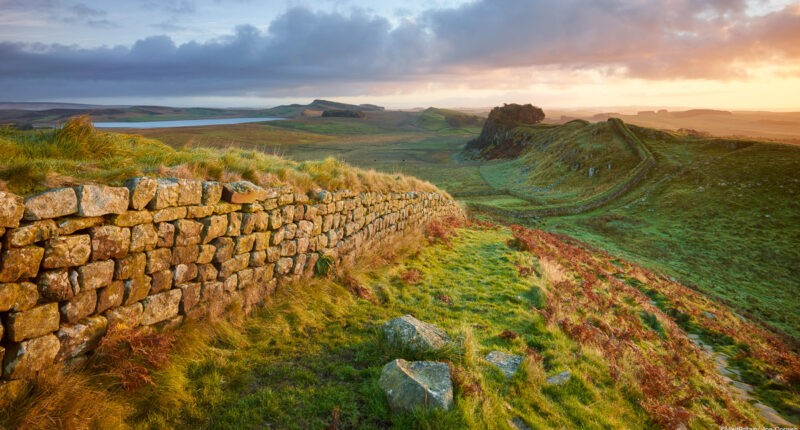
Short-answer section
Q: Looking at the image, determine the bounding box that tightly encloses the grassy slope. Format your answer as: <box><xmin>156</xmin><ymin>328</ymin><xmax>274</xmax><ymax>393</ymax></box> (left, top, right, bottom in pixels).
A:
<box><xmin>10</xmin><ymin>224</ymin><xmax>798</xmax><ymax>428</ymax></box>
<box><xmin>0</xmin><ymin>117</ymin><xmax>442</xmax><ymax>196</ymax></box>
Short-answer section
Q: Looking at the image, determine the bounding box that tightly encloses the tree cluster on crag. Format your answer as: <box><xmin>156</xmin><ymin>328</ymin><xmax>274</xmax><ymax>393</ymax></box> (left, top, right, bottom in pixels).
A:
<box><xmin>487</xmin><ymin>103</ymin><xmax>545</xmax><ymax>125</ymax></box>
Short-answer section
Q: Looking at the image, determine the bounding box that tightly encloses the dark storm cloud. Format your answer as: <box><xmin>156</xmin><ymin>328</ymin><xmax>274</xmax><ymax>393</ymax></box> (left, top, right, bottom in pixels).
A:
<box><xmin>1</xmin><ymin>0</ymin><xmax>799</xmax><ymax>99</ymax></box>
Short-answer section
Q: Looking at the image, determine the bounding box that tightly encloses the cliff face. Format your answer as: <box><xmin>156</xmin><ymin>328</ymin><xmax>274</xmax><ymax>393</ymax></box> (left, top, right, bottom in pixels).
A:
<box><xmin>0</xmin><ymin>178</ymin><xmax>462</xmax><ymax>388</ymax></box>
<box><xmin>465</xmin><ymin>104</ymin><xmax>545</xmax><ymax>159</ymax></box>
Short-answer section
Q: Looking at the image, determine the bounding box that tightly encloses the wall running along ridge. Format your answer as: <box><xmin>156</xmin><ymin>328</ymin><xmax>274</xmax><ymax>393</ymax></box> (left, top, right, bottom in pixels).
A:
<box><xmin>0</xmin><ymin>178</ymin><xmax>462</xmax><ymax>396</ymax></box>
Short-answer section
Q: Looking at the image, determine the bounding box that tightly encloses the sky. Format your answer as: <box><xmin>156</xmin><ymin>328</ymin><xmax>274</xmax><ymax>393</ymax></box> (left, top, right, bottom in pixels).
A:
<box><xmin>1</xmin><ymin>0</ymin><xmax>799</xmax><ymax>110</ymax></box>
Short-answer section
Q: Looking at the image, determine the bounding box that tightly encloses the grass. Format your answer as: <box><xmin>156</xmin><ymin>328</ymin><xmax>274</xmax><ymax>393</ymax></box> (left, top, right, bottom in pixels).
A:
<box><xmin>6</xmin><ymin>221</ymin><xmax>798</xmax><ymax>428</ymax></box>
<box><xmin>0</xmin><ymin>116</ymin><xmax>443</xmax><ymax>196</ymax></box>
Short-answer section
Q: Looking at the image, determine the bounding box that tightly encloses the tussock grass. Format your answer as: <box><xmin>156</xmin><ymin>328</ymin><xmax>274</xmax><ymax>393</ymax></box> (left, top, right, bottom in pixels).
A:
<box><xmin>0</xmin><ymin>116</ymin><xmax>443</xmax><ymax>196</ymax></box>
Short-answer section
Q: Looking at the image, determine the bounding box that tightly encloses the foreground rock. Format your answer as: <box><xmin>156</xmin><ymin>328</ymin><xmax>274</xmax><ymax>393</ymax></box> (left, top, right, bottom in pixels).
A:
<box><xmin>546</xmin><ymin>370</ymin><xmax>571</xmax><ymax>386</ymax></box>
<box><xmin>383</xmin><ymin>314</ymin><xmax>451</xmax><ymax>352</ymax></box>
<box><xmin>378</xmin><ymin>359</ymin><xmax>453</xmax><ymax>412</ymax></box>
<box><xmin>485</xmin><ymin>350</ymin><xmax>523</xmax><ymax>379</ymax></box>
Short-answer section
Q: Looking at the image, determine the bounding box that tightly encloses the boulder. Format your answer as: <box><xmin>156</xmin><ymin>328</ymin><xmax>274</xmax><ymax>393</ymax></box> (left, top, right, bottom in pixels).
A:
<box><xmin>3</xmin><ymin>334</ymin><xmax>60</xmax><ymax>379</ymax></box>
<box><xmin>42</xmin><ymin>235</ymin><xmax>91</xmax><ymax>268</ymax></box>
<box><xmin>378</xmin><ymin>359</ymin><xmax>453</xmax><ymax>412</ymax></box>
<box><xmin>125</xmin><ymin>177</ymin><xmax>157</xmax><ymax>210</ymax></box>
<box><xmin>484</xmin><ymin>351</ymin><xmax>524</xmax><ymax>379</ymax></box>
<box><xmin>0</xmin><ymin>191</ymin><xmax>24</xmax><ymax>228</ymax></box>
<box><xmin>222</xmin><ymin>181</ymin><xmax>266</xmax><ymax>204</ymax></box>
<box><xmin>383</xmin><ymin>314</ymin><xmax>451</xmax><ymax>352</ymax></box>
<box><xmin>546</xmin><ymin>371</ymin><xmax>571</xmax><ymax>386</ymax></box>
<box><xmin>0</xmin><ymin>246</ymin><xmax>44</xmax><ymax>282</ymax></box>
<box><xmin>75</xmin><ymin>184</ymin><xmax>129</xmax><ymax>217</ymax></box>
<box><xmin>141</xmin><ymin>289</ymin><xmax>181</xmax><ymax>325</ymax></box>
<box><xmin>23</xmin><ymin>188</ymin><xmax>78</xmax><ymax>220</ymax></box>
<box><xmin>56</xmin><ymin>315</ymin><xmax>107</xmax><ymax>360</ymax></box>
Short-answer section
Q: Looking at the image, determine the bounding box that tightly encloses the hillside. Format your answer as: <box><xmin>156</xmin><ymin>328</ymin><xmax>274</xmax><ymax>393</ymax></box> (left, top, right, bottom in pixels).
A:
<box><xmin>5</xmin><ymin>221</ymin><xmax>798</xmax><ymax>428</ymax></box>
<box><xmin>459</xmin><ymin>116</ymin><xmax>800</xmax><ymax>346</ymax></box>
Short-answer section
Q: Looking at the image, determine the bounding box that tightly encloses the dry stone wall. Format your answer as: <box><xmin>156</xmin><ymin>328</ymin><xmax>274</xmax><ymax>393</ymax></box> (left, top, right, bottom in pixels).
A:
<box><xmin>0</xmin><ymin>177</ymin><xmax>462</xmax><ymax>392</ymax></box>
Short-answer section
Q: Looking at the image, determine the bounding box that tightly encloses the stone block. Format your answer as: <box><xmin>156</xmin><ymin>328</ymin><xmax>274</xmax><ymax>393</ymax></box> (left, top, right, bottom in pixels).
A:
<box><xmin>123</xmin><ymin>276</ymin><xmax>151</xmax><ymax>306</ymax></box>
<box><xmin>59</xmin><ymin>290</ymin><xmax>97</xmax><ymax>324</ymax></box>
<box><xmin>0</xmin><ymin>191</ymin><xmax>24</xmax><ymax>228</ymax></box>
<box><xmin>3</xmin><ymin>334</ymin><xmax>60</xmax><ymax>379</ymax></box>
<box><xmin>219</xmin><ymin>254</ymin><xmax>249</xmax><ymax>279</ymax></box>
<box><xmin>4</xmin><ymin>220</ymin><xmax>56</xmax><ymax>247</ymax></box>
<box><xmin>75</xmin><ymin>184</ymin><xmax>129</xmax><ymax>217</ymax></box>
<box><xmin>174</xmin><ymin>219</ymin><xmax>202</xmax><ymax>246</ymax></box>
<box><xmin>150</xmin><ymin>269</ymin><xmax>173</xmax><ymax>293</ymax></box>
<box><xmin>197</xmin><ymin>244</ymin><xmax>216</xmax><ymax>264</ymax></box>
<box><xmin>297</xmin><ymin>237</ymin><xmax>310</xmax><ymax>254</ymax></box>
<box><xmin>23</xmin><ymin>188</ymin><xmax>77</xmax><ymax>221</ymax></box>
<box><xmin>280</xmin><ymin>240</ymin><xmax>297</xmax><ymax>257</ymax></box>
<box><xmin>269</xmin><ymin>210</ymin><xmax>282</xmax><ymax>230</ymax></box>
<box><xmin>266</xmin><ymin>246</ymin><xmax>280</xmax><ymax>263</ymax></box>
<box><xmin>253</xmin><ymin>232</ymin><xmax>270</xmax><ymax>251</ymax></box>
<box><xmin>156</xmin><ymin>222</ymin><xmax>175</xmax><ymax>248</ymax></box>
<box><xmin>152</xmin><ymin>206</ymin><xmax>187</xmax><ymax>223</ymax></box>
<box><xmin>36</xmin><ymin>268</ymin><xmax>74</xmax><ymax>301</ymax></box>
<box><xmin>202</xmin><ymin>181</ymin><xmax>222</xmax><ymax>205</ymax></box>
<box><xmin>56</xmin><ymin>316</ymin><xmax>107</xmax><ymax>360</ymax></box>
<box><xmin>238</xmin><ymin>268</ymin><xmax>254</xmax><ymax>290</ymax></box>
<box><xmin>281</xmin><ymin>206</ymin><xmax>295</xmax><ymax>226</ymax></box>
<box><xmin>125</xmin><ymin>177</ymin><xmax>157</xmax><ymax>210</ymax></box>
<box><xmin>148</xmin><ymin>178</ymin><xmax>179</xmax><ymax>210</ymax></box>
<box><xmin>226</xmin><ymin>212</ymin><xmax>242</xmax><ymax>237</ymax></box>
<box><xmin>235</xmin><ymin>234</ymin><xmax>255</xmax><ymax>254</ymax></box>
<box><xmin>201</xmin><ymin>281</ymin><xmax>224</xmax><ymax>302</ymax></box>
<box><xmin>179</xmin><ymin>282</ymin><xmax>201</xmax><ymax>314</ymax></box>
<box><xmin>198</xmin><ymin>264</ymin><xmax>218</xmax><ymax>281</ymax></box>
<box><xmin>141</xmin><ymin>289</ymin><xmax>181</xmax><ymax>325</ymax></box>
<box><xmin>293</xmin><ymin>254</ymin><xmax>307</xmax><ymax>275</ymax></box>
<box><xmin>212</xmin><ymin>237</ymin><xmax>234</xmax><ymax>263</ymax></box>
<box><xmin>95</xmin><ymin>280</ymin><xmax>124</xmax><ymax>314</ymax></box>
<box><xmin>270</xmin><ymin>227</ymin><xmax>285</xmax><ymax>245</ymax></box>
<box><xmin>221</xmin><ymin>181</ymin><xmax>265</xmax><ymax>204</ymax></box>
<box><xmin>171</xmin><ymin>245</ymin><xmax>199</xmax><ymax>265</ymax></box>
<box><xmin>276</xmin><ymin>257</ymin><xmax>293</xmax><ymax>275</ymax></box>
<box><xmin>0</xmin><ymin>282</ymin><xmax>38</xmax><ymax>312</ymax></box>
<box><xmin>222</xmin><ymin>274</ymin><xmax>238</xmax><ymax>292</ymax></box>
<box><xmin>42</xmin><ymin>234</ymin><xmax>91</xmax><ymax>268</ymax></box>
<box><xmin>213</xmin><ymin>202</ymin><xmax>241</xmax><ymax>215</ymax></box>
<box><xmin>200</xmin><ymin>215</ymin><xmax>227</xmax><ymax>244</ymax></box>
<box><xmin>174</xmin><ymin>263</ymin><xmax>198</xmax><ymax>284</ymax></box>
<box><xmin>105</xmin><ymin>303</ymin><xmax>143</xmax><ymax>329</ymax></box>
<box><xmin>186</xmin><ymin>205</ymin><xmax>214</xmax><ymax>218</ymax></box>
<box><xmin>130</xmin><ymin>223</ymin><xmax>158</xmax><ymax>252</ymax></box>
<box><xmin>169</xmin><ymin>178</ymin><xmax>202</xmax><ymax>206</ymax></box>
<box><xmin>5</xmin><ymin>303</ymin><xmax>60</xmax><ymax>342</ymax></box>
<box><xmin>55</xmin><ymin>216</ymin><xmax>104</xmax><ymax>235</ymax></box>
<box><xmin>115</xmin><ymin>252</ymin><xmax>146</xmax><ymax>280</ymax></box>
<box><xmin>90</xmin><ymin>226</ymin><xmax>130</xmax><ymax>261</ymax></box>
<box><xmin>146</xmin><ymin>248</ymin><xmax>171</xmax><ymax>273</ymax></box>
<box><xmin>250</xmin><ymin>250</ymin><xmax>266</xmax><ymax>267</ymax></box>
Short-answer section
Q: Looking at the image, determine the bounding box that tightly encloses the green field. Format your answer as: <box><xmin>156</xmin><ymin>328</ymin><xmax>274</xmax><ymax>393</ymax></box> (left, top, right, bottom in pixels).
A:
<box><xmin>138</xmin><ymin>113</ymin><xmax>800</xmax><ymax>343</ymax></box>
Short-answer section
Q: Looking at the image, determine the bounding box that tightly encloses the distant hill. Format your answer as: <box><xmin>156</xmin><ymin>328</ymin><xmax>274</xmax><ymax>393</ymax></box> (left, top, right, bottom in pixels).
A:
<box><xmin>0</xmin><ymin>99</ymin><xmax>386</xmax><ymax>126</ymax></box>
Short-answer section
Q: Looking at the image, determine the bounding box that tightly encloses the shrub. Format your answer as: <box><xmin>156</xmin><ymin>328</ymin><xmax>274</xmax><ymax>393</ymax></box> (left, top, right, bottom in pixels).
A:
<box><xmin>315</xmin><ymin>254</ymin><xmax>335</xmax><ymax>277</ymax></box>
<box><xmin>92</xmin><ymin>326</ymin><xmax>177</xmax><ymax>392</ymax></box>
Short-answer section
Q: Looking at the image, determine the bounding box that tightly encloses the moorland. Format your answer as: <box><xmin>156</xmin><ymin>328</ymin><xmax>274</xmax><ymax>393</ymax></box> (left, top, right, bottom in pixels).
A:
<box><xmin>0</xmin><ymin>102</ymin><xmax>798</xmax><ymax>428</ymax></box>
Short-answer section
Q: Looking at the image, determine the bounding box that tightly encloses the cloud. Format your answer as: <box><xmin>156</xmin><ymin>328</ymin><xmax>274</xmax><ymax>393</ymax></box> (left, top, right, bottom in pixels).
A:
<box><xmin>1</xmin><ymin>1</ymin><xmax>799</xmax><ymax>100</ymax></box>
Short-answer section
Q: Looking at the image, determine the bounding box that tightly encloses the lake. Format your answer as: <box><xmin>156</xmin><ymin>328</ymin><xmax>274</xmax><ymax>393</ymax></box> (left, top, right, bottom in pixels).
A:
<box><xmin>93</xmin><ymin>117</ymin><xmax>283</xmax><ymax>129</ymax></box>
